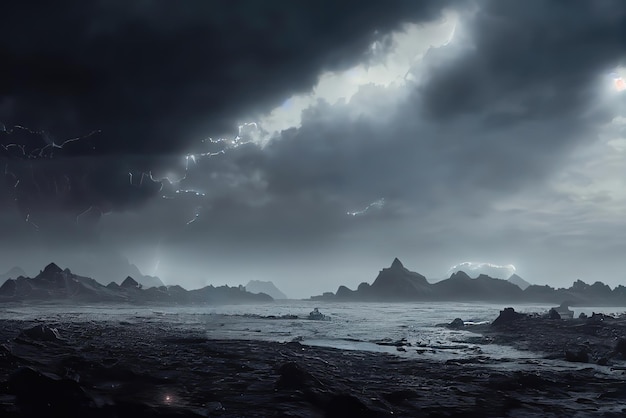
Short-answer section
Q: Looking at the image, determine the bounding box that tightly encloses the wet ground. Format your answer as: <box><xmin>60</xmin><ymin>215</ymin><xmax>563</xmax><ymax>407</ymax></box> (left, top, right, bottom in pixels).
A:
<box><xmin>1</xmin><ymin>314</ymin><xmax>626</xmax><ymax>417</ymax></box>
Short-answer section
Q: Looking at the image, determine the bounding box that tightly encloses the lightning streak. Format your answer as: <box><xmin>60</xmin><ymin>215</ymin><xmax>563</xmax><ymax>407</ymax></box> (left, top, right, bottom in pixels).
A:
<box><xmin>347</xmin><ymin>198</ymin><xmax>385</xmax><ymax>216</ymax></box>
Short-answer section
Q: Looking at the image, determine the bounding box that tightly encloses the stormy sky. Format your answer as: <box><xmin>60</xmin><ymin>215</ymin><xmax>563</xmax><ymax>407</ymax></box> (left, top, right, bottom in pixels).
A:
<box><xmin>2</xmin><ymin>0</ymin><xmax>626</xmax><ymax>298</ymax></box>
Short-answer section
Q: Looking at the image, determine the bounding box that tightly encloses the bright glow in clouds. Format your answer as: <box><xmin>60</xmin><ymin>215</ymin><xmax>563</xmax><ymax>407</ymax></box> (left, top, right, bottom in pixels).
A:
<box><xmin>250</xmin><ymin>10</ymin><xmax>459</xmax><ymax>141</ymax></box>
<box><xmin>611</xmin><ymin>71</ymin><xmax>626</xmax><ymax>92</ymax></box>
<box><xmin>448</xmin><ymin>262</ymin><xmax>517</xmax><ymax>279</ymax></box>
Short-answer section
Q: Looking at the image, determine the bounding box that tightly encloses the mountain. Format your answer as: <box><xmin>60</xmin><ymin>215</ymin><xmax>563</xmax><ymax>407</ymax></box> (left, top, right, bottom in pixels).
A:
<box><xmin>125</xmin><ymin>264</ymin><xmax>165</xmax><ymax>288</ymax></box>
<box><xmin>245</xmin><ymin>280</ymin><xmax>288</xmax><ymax>299</ymax></box>
<box><xmin>313</xmin><ymin>258</ymin><xmax>433</xmax><ymax>301</ymax></box>
<box><xmin>0</xmin><ymin>266</ymin><xmax>27</xmax><ymax>283</ymax></box>
<box><xmin>366</xmin><ymin>258</ymin><xmax>433</xmax><ymax>300</ymax></box>
<box><xmin>0</xmin><ymin>263</ymin><xmax>119</xmax><ymax>302</ymax></box>
<box><xmin>507</xmin><ymin>274</ymin><xmax>531</xmax><ymax>290</ymax></box>
<box><xmin>0</xmin><ymin>263</ymin><xmax>272</xmax><ymax>305</ymax></box>
<box><xmin>311</xmin><ymin>258</ymin><xmax>626</xmax><ymax>305</ymax></box>
<box><xmin>433</xmin><ymin>272</ymin><xmax>523</xmax><ymax>302</ymax></box>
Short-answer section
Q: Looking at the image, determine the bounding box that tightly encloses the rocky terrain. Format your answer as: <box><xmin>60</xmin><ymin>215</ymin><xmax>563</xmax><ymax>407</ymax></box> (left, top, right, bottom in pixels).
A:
<box><xmin>0</xmin><ymin>263</ymin><xmax>272</xmax><ymax>305</ymax></box>
<box><xmin>464</xmin><ymin>307</ymin><xmax>626</xmax><ymax>367</ymax></box>
<box><xmin>312</xmin><ymin>258</ymin><xmax>626</xmax><ymax>306</ymax></box>
<box><xmin>1</xmin><ymin>309</ymin><xmax>626</xmax><ymax>417</ymax></box>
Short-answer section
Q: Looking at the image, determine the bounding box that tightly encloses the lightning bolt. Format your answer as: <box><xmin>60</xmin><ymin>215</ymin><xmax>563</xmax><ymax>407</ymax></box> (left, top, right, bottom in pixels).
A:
<box><xmin>347</xmin><ymin>198</ymin><xmax>386</xmax><ymax>216</ymax></box>
<box><xmin>1</xmin><ymin>125</ymin><xmax>104</xmax><ymax>229</ymax></box>
<box><xmin>150</xmin><ymin>122</ymin><xmax>260</xmax><ymax>227</ymax></box>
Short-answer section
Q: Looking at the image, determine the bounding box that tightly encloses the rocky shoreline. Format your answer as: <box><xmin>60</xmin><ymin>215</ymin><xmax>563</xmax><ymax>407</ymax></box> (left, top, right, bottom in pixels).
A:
<box><xmin>1</xmin><ymin>312</ymin><xmax>626</xmax><ymax>417</ymax></box>
<box><xmin>461</xmin><ymin>307</ymin><xmax>626</xmax><ymax>367</ymax></box>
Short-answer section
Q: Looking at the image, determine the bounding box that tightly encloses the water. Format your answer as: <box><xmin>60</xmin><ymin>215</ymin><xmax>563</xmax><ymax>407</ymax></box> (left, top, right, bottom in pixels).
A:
<box><xmin>3</xmin><ymin>301</ymin><xmax>625</xmax><ymax>367</ymax></box>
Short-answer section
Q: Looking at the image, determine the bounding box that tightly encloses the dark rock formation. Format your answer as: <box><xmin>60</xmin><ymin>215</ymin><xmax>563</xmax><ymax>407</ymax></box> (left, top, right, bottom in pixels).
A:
<box><xmin>551</xmin><ymin>302</ymin><xmax>574</xmax><ymax>319</ymax></box>
<box><xmin>548</xmin><ymin>308</ymin><xmax>561</xmax><ymax>319</ymax></box>
<box><xmin>492</xmin><ymin>307</ymin><xmax>528</xmax><ymax>327</ymax></box>
<box><xmin>449</xmin><ymin>318</ymin><xmax>465</xmax><ymax>329</ymax></box>
<box><xmin>19</xmin><ymin>325</ymin><xmax>61</xmax><ymax>342</ymax></box>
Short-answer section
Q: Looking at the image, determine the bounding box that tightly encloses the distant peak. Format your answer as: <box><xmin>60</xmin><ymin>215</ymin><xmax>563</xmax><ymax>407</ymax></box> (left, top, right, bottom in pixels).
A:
<box><xmin>390</xmin><ymin>258</ymin><xmax>404</xmax><ymax>269</ymax></box>
<box><xmin>121</xmin><ymin>276</ymin><xmax>141</xmax><ymax>289</ymax></box>
<box><xmin>450</xmin><ymin>271</ymin><xmax>471</xmax><ymax>280</ymax></box>
<box><xmin>42</xmin><ymin>263</ymin><xmax>63</xmax><ymax>275</ymax></box>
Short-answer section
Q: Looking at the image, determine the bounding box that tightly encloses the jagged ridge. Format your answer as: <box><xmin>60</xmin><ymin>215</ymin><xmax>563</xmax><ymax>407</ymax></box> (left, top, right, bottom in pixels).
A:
<box><xmin>0</xmin><ymin>263</ymin><xmax>272</xmax><ymax>305</ymax></box>
<box><xmin>311</xmin><ymin>258</ymin><xmax>626</xmax><ymax>305</ymax></box>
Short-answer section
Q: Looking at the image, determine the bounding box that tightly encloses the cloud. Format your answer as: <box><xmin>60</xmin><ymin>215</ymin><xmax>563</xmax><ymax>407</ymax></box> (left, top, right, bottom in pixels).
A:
<box><xmin>0</xmin><ymin>1</ymin><xmax>455</xmax><ymax>152</ymax></box>
<box><xmin>3</xmin><ymin>2</ymin><xmax>626</xmax><ymax>296</ymax></box>
<box><xmin>1</xmin><ymin>126</ymin><xmax>162</xmax><ymax>224</ymax></box>
<box><xmin>0</xmin><ymin>0</ymin><xmax>457</xmax><ymax>228</ymax></box>
<box><xmin>448</xmin><ymin>262</ymin><xmax>516</xmax><ymax>279</ymax></box>
<box><xmin>87</xmin><ymin>2</ymin><xmax>626</xmax><ymax>264</ymax></box>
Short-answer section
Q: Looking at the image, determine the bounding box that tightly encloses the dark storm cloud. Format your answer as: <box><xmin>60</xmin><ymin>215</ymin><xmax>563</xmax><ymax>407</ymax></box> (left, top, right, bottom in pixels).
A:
<box><xmin>1</xmin><ymin>0</ymin><xmax>454</xmax><ymax>152</ymax></box>
<box><xmin>155</xmin><ymin>0</ymin><xmax>626</xmax><ymax>249</ymax></box>
<box><xmin>261</xmin><ymin>0</ymin><xmax>626</xmax><ymax>207</ymax></box>
<box><xmin>1</xmin><ymin>126</ymin><xmax>162</xmax><ymax>222</ymax></box>
<box><xmin>0</xmin><ymin>0</ymin><xmax>456</xmax><ymax>224</ymax></box>
<box><xmin>420</xmin><ymin>0</ymin><xmax>626</xmax><ymax>121</ymax></box>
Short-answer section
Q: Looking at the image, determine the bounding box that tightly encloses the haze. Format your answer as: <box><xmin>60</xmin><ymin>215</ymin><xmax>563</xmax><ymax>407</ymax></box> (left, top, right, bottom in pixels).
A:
<box><xmin>2</xmin><ymin>1</ymin><xmax>626</xmax><ymax>299</ymax></box>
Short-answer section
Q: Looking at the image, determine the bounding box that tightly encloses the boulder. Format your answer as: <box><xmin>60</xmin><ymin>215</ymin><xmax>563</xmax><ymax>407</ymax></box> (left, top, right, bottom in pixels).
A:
<box><xmin>449</xmin><ymin>318</ymin><xmax>465</xmax><ymax>329</ymax></box>
<box><xmin>548</xmin><ymin>308</ymin><xmax>561</xmax><ymax>320</ymax></box>
<box><xmin>19</xmin><ymin>324</ymin><xmax>61</xmax><ymax>342</ymax></box>
<box><xmin>492</xmin><ymin>308</ymin><xmax>527</xmax><ymax>327</ymax></box>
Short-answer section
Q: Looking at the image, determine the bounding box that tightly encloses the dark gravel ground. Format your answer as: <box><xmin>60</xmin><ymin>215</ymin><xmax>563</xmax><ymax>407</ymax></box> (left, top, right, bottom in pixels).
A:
<box><xmin>1</xmin><ymin>314</ymin><xmax>626</xmax><ymax>417</ymax></box>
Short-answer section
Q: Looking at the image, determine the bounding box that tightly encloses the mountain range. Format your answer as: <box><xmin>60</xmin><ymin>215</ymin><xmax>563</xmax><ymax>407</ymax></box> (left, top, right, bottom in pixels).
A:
<box><xmin>311</xmin><ymin>258</ymin><xmax>626</xmax><ymax>306</ymax></box>
<box><xmin>0</xmin><ymin>263</ymin><xmax>272</xmax><ymax>304</ymax></box>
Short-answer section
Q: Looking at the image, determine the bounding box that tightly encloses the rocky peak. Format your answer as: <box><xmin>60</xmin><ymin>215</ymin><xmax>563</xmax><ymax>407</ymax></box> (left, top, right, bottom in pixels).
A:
<box><xmin>449</xmin><ymin>271</ymin><xmax>471</xmax><ymax>280</ymax></box>
<box><xmin>121</xmin><ymin>276</ymin><xmax>141</xmax><ymax>289</ymax></box>
<box><xmin>390</xmin><ymin>258</ymin><xmax>404</xmax><ymax>270</ymax></box>
<box><xmin>42</xmin><ymin>263</ymin><xmax>63</xmax><ymax>276</ymax></box>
